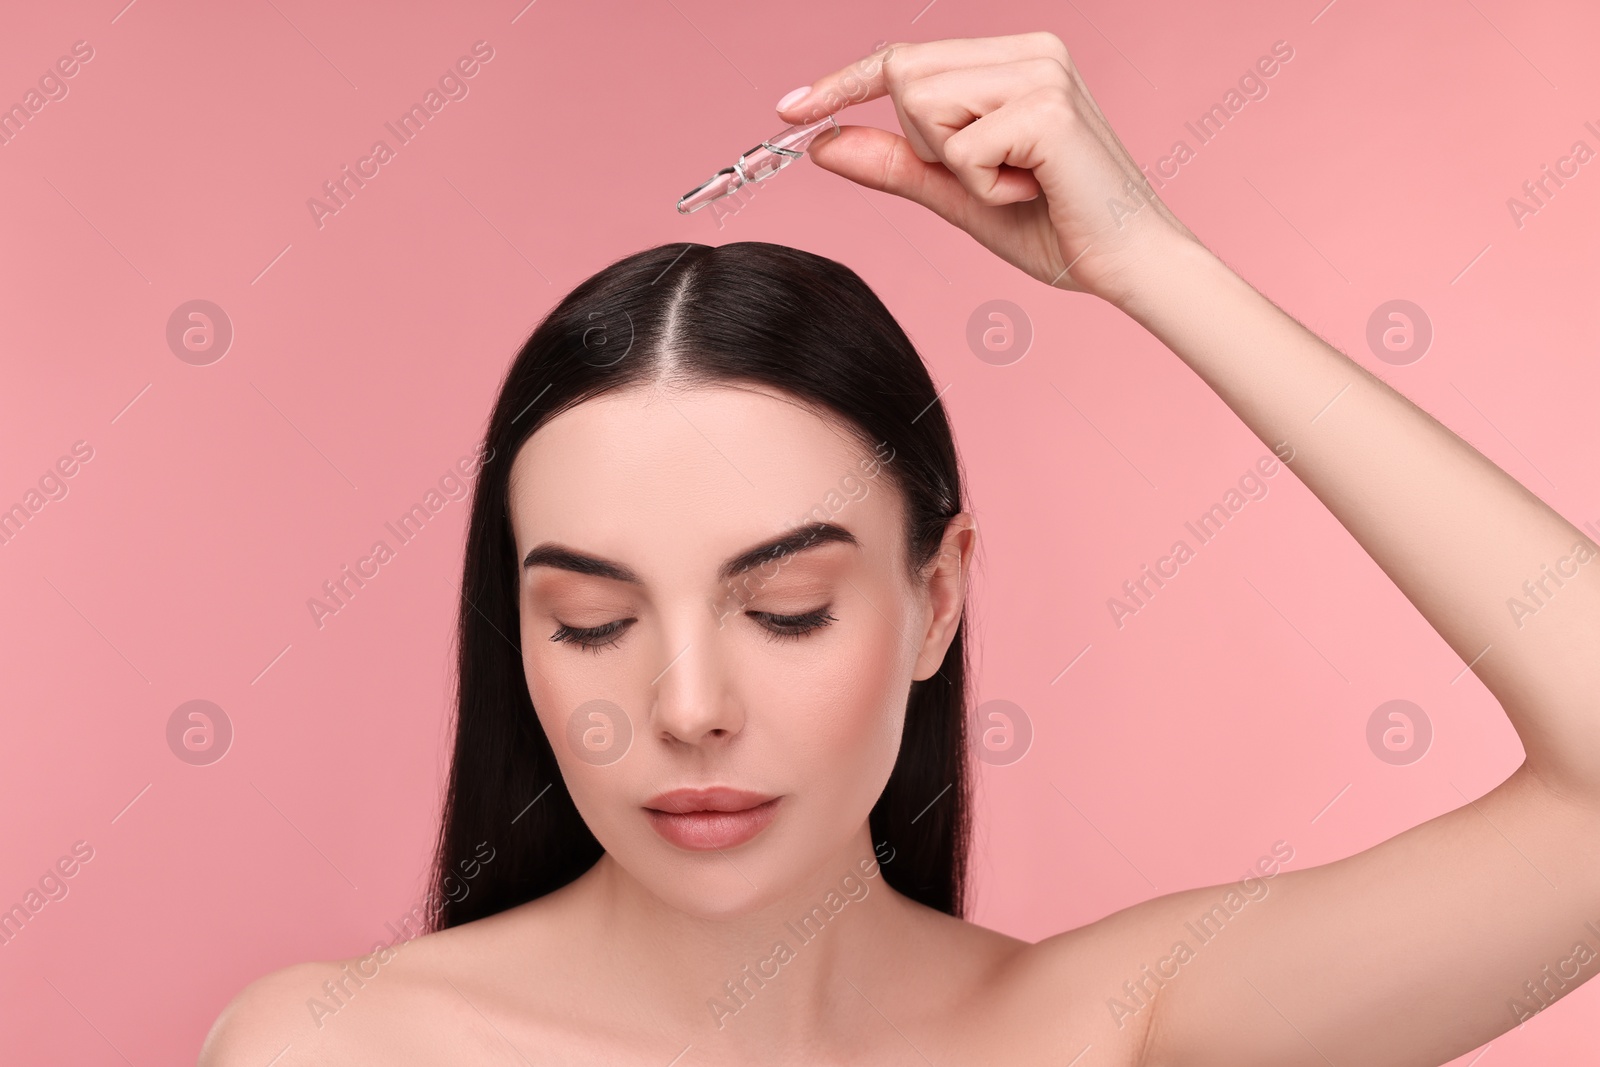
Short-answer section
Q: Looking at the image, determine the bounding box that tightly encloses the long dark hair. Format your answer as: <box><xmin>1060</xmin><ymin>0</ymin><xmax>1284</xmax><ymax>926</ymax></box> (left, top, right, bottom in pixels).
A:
<box><xmin>426</xmin><ymin>241</ymin><xmax>973</xmax><ymax>930</ymax></box>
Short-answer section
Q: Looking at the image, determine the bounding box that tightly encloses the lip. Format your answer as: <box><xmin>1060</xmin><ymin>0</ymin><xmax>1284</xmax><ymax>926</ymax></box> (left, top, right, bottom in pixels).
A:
<box><xmin>644</xmin><ymin>787</ymin><xmax>781</xmax><ymax>851</ymax></box>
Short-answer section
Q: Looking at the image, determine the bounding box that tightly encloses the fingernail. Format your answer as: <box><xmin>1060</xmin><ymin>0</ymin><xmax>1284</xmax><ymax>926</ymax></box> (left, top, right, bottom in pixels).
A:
<box><xmin>776</xmin><ymin>85</ymin><xmax>811</xmax><ymax>112</ymax></box>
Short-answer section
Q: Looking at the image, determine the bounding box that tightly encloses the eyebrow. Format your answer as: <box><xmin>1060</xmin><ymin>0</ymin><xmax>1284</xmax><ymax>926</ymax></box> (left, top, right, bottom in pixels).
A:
<box><xmin>521</xmin><ymin>520</ymin><xmax>861</xmax><ymax>586</ymax></box>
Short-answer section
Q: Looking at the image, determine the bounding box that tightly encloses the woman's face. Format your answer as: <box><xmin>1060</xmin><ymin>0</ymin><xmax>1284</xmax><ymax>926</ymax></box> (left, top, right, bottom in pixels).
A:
<box><xmin>507</xmin><ymin>380</ymin><xmax>969</xmax><ymax>918</ymax></box>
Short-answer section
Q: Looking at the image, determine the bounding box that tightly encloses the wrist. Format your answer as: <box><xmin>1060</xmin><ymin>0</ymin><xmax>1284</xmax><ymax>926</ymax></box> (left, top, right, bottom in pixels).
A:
<box><xmin>1098</xmin><ymin>230</ymin><xmax>1223</xmax><ymax>319</ymax></box>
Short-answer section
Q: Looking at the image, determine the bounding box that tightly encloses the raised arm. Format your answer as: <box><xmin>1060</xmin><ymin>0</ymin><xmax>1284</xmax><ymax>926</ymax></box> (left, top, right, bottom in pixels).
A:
<box><xmin>1088</xmin><ymin>230</ymin><xmax>1600</xmax><ymax>1067</ymax></box>
<box><xmin>781</xmin><ymin>32</ymin><xmax>1600</xmax><ymax>1065</ymax></box>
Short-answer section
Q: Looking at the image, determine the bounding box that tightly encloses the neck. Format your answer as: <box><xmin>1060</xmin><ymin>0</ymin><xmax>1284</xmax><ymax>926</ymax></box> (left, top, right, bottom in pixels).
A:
<box><xmin>572</xmin><ymin>822</ymin><xmax>916</xmax><ymax>1051</ymax></box>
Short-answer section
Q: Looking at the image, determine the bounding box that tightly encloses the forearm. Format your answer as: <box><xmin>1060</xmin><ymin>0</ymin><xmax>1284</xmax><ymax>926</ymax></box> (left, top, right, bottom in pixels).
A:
<box><xmin>1111</xmin><ymin>236</ymin><xmax>1600</xmax><ymax>797</ymax></box>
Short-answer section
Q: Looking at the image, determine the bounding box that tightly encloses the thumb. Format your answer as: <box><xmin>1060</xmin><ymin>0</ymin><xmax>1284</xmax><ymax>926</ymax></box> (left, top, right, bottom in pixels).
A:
<box><xmin>805</xmin><ymin>124</ymin><xmax>971</xmax><ymax>223</ymax></box>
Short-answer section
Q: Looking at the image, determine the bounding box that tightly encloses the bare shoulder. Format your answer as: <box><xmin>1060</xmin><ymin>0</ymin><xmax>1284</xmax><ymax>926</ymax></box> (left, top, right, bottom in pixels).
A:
<box><xmin>863</xmin><ymin>900</ymin><xmax>1145</xmax><ymax>1066</ymax></box>
<box><xmin>197</xmin><ymin>901</ymin><xmax>575</xmax><ymax>1065</ymax></box>
<box><xmin>1012</xmin><ymin>877</ymin><xmax>1279</xmax><ymax>1067</ymax></box>
<box><xmin>198</xmin><ymin>957</ymin><xmax>352</xmax><ymax>1066</ymax></box>
<box><xmin>195</xmin><ymin>921</ymin><xmax>476</xmax><ymax>1064</ymax></box>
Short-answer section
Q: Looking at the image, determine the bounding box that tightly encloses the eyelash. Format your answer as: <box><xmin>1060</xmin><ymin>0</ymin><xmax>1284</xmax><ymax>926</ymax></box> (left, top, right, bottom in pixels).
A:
<box><xmin>548</xmin><ymin>607</ymin><xmax>837</xmax><ymax>654</ymax></box>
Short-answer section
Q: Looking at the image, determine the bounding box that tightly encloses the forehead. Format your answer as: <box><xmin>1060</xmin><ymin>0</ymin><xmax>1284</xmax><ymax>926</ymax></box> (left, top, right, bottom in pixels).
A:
<box><xmin>507</xmin><ymin>382</ymin><xmax>899</xmax><ymax>579</ymax></box>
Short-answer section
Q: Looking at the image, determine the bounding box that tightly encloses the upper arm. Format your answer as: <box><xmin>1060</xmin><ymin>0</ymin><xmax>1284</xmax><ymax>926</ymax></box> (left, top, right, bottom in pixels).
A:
<box><xmin>197</xmin><ymin>961</ymin><xmax>331</xmax><ymax>1067</ymax></box>
<box><xmin>1077</xmin><ymin>764</ymin><xmax>1600</xmax><ymax>1067</ymax></box>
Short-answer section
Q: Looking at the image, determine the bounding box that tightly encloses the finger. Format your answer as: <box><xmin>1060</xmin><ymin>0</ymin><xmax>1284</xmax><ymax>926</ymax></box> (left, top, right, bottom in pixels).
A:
<box><xmin>803</xmin><ymin>124</ymin><xmax>978</xmax><ymax>227</ymax></box>
<box><xmin>936</xmin><ymin>92</ymin><xmax>1071</xmax><ymax>207</ymax></box>
<box><xmin>890</xmin><ymin>94</ymin><xmax>939</xmax><ymax>163</ymax></box>
<box><xmin>895</xmin><ymin>57</ymin><xmax>1073</xmax><ymax>165</ymax></box>
<box><xmin>778</xmin><ymin>41</ymin><xmax>896</xmax><ymax>125</ymax></box>
<box><xmin>963</xmin><ymin>87</ymin><xmax>1116</xmax><ymax>204</ymax></box>
<box><xmin>776</xmin><ymin>31</ymin><xmax>1071</xmax><ymax>126</ymax></box>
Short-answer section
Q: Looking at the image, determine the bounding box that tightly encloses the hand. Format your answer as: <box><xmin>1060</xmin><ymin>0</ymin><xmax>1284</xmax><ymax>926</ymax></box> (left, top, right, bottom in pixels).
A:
<box><xmin>779</xmin><ymin>32</ymin><xmax>1202</xmax><ymax>306</ymax></box>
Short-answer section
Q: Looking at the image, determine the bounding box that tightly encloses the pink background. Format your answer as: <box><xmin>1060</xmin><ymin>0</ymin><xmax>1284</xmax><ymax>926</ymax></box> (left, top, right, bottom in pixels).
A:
<box><xmin>2</xmin><ymin>0</ymin><xmax>1597</xmax><ymax>1061</ymax></box>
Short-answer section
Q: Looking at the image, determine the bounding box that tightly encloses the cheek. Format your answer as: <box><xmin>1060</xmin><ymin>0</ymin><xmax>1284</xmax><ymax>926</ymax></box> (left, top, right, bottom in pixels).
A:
<box><xmin>531</xmin><ymin>706</ymin><xmax>638</xmax><ymax>852</ymax></box>
<box><xmin>770</xmin><ymin>610</ymin><xmax>911</xmax><ymax>785</ymax></box>
<box><xmin>519</xmin><ymin>647</ymin><xmax>635</xmax><ymax>829</ymax></box>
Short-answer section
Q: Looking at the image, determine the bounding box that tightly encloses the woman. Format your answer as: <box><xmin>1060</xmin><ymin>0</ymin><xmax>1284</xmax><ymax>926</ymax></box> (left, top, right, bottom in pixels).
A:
<box><xmin>202</xmin><ymin>32</ymin><xmax>1600</xmax><ymax>1065</ymax></box>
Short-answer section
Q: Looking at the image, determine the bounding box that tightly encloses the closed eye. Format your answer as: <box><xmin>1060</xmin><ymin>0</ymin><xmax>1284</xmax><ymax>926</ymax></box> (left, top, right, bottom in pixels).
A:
<box><xmin>748</xmin><ymin>607</ymin><xmax>837</xmax><ymax>643</ymax></box>
<box><xmin>549</xmin><ymin>617</ymin><xmax>634</xmax><ymax>654</ymax></box>
<box><xmin>549</xmin><ymin>606</ymin><xmax>836</xmax><ymax>653</ymax></box>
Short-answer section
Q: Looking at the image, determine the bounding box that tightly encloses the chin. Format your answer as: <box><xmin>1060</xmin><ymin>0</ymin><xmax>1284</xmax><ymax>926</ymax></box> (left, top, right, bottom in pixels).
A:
<box><xmin>606</xmin><ymin>814</ymin><xmax>822</xmax><ymax>918</ymax></box>
<box><xmin>666</xmin><ymin>876</ymin><xmax>781</xmax><ymax>920</ymax></box>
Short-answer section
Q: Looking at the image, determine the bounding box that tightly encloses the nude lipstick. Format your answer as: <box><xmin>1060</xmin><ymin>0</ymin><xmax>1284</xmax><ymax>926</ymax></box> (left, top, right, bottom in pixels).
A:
<box><xmin>644</xmin><ymin>787</ymin><xmax>781</xmax><ymax>851</ymax></box>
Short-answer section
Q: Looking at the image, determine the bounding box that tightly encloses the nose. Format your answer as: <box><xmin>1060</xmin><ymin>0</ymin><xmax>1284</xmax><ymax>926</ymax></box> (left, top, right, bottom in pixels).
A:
<box><xmin>648</xmin><ymin>618</ymin><xmax>745</xmax><ymax>746</ymax></box>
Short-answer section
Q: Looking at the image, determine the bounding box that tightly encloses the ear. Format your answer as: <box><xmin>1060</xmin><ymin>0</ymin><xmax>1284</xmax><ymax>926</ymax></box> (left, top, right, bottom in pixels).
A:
<box><xmin>912</xmin><ymin>511</ymin><xmax>978</xmax><ymax>682</ymax></box>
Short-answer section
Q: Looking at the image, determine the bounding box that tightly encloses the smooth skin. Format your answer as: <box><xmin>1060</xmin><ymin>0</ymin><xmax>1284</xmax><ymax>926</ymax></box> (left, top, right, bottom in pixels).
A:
<box><xmin>201</xmin><ymin>32</ymin><xmax>1600</xmax><ymax>1066</ymax></box>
